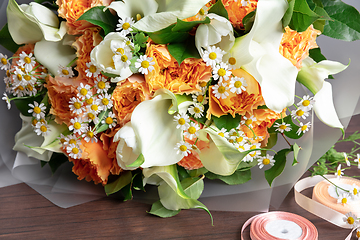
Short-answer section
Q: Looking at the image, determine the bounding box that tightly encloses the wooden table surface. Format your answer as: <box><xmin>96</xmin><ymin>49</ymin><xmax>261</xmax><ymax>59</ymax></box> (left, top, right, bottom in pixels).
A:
<box><xmin>0</xmin><ymin>115</ymin><xmax>359</xmax><ymax>240</ymax></box>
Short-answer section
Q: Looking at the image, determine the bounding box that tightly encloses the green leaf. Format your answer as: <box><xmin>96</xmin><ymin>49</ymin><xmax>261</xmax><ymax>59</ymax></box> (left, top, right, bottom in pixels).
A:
<box><xmin>242</xmin><ymin>10</ymin><xmax>256</xmax><ymax>34</ymax></box>
<box><xmin>206</xmin><ymin>169</ymin><xmax>252</xmax><ymax>185</ymax></box>
<box><xmin>237</xmin><ymin>158</ymin><xmax>258</xmax><ymax>171</ymax></box>
<box><xmin>129</xmin><ymin>56</ymin><xmax>139</xmax><ymax>73</ymax></box>
<box><xmin>100</xmin><ymin>71</ymin><xmax>118</xmax><ymax>78</ymax></box>
<box><xmin>208</xmin><ymin>0</ymin><xmax>228</xmax><ymax>19</ymax></box>
<box><xmin>134</xmin><ymin>32</ymin><xmax>149</xmax><ymax>48</ymax></box>
<box><xmin>266</xmin><ymin>132</ymin><xmax>278</xmax><ymax>150</ymax></box>
<box><xmin>212</xmin><ymin>114</ymin><xmax>242</xmax><ymax>132</ymax></box>
<box><xmin>172</xmin><ymin>18</ymin><xmax>210</xmax><ymax>32</ymax></box>
<box><xmin>309</xmin><ymin>47</ymin><xmax>326</xmax><ymax>62</ymax></box>
<box><xmin>292</xmin><ymin>142</ymin><xmax>301</xmax><ymax>166</ymax></box>
<box><xmin>177</xmin><ymin>165</ymin><xmax>191</xmax><ymax>180</ymax></box>
<box><xmin>167</xmin><ymin>39</ymin><xmax>200</xmax><ymax>65</ymax></box>
<box><xmin>132</xmin><ymin>171</ymin><xmax>145</xmax><ymax>191</ymax></box>
<box><xmin>77</xmin><ymin>6</ymin><xmax>117</xmax><ymax>36</ymax></box>
<box><xmin>104</xmin><ymin>171</ymin><xmax>133</xmax><ymax>196</ymax></box>
<box><xmin>126</xmin><ymin>153</ymin><xmax>145</xmax><ymax>168</ymax></box>
<box><xmin>289</xmin><ymin>0</ymin><xmax>321</xmax><ymax>32</ymax></box>
<box><xmin>282</xmin><ymin>0</ymin><xmax>295</xmax><ymax>28</ymax></box>
<box><xmin>0</xmin><ymin>23</ymin><xmax>23</xmax><ymax>53</ymax></box>
<box><xmin>148</xmin><ymin>200</ymin><xmax>181</xmax><ymax>218</ymax></box>
<box><xmin>47</xmin><ymin>152</ymin><xmax>68</xmax><ymax>174</ymax></box>
<box><xmin>13</xmin><ymin>94</ymin><xmax>44</xmax><ymax>117</ymax></box>
<box><xmin>321</xmin><ymin>0</ymin><xmax>360</xmax><ymax>41</ymax></box>
<box><xmin>270</xmin><ymin>115</ymin><xmax>302</xmax><ymax>139</ymax></box>
<box><xmin>338</xmin><ymin>131</ymin><xmax>360</xmax><ymax>142</ymax></box>
<box><xmin>188</xmin><ymin>167</ymin><xmax>208</xmax><ymax>177</ymax></box>
<box><xmin>120</xmin><ymin>183</ymin><xmax>133</xmax><ymax>201</ymax></box>
<box><xmin>265</xmin><ymin>148</ymin><xmax>291</xmax><ymax>186</ymax></box>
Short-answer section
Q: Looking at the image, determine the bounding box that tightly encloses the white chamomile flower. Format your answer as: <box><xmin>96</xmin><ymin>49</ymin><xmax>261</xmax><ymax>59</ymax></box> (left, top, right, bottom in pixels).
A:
<box><xmin>199</xmin><ymin>81</ymin><xmax>208</xmax><ymax>91</ymax></box>
<box><xmin>174</xmin><ymin>113</ymin><xmax>190</xmax><ymax>130</ymax></box>
<box><xmin>69</xmin><ymin>97</ymin><xmax>85</xmax><ymax>115</ymax></box>
<box><xmin>111</xmin><ymin>40</ymin><xmax>131</xmax><ymax>55</ymax></box>
<box><xmin>235</xmin><ymin>142</ymin><xmax>250</xmax><ymax>153</ymax></box>
<box><xmin>351</xmin><ymin>184</ymin><xmax>359</xmax><ymax>199</ymax></box>
<box><xmin>212</xmin><ymin>62</ymin><xmax>231</xmax><ymax>82</ymax></box>
<box><xmin>337</xmin><ymin>192</ymin><xmax>351</xmax><ymax>205</ymax></box>
<box><xmin>343</xmin><ymin>212</ymin><xmax>358</xmax><ymax>228</ymax></box>
<box><xmin>188</xmin><ymin>103</ymin><xmax>204</xmax><ymax>118</ymax></box>
<box><xmin>2</xmin><ymin>93</ymin><xmax>11</xmax><ymax>109</ymax></box>
<box><xmin>229</xmin><ymin>76</ymin><xmax>247</xmax><ymax>94</ymax></box>
<box><xmin>12</xmin><ymin>84</ymin><xmax>27</xmax><ymax>97</ymax></box>
<box><xmin>94</xmin><ymin>77</ymin><xmax>110</xmax><ymax>94</ymax></box>
<box><xmin>22</xmin><ymin>71</ymin><xmax>37</xmax><ymax>85</ymax></box>
<box><xmin>84</xmin><ymin>110</ymin><xmax>99</xmax><ymax>123</ymax></box>
<box><xmin>212</xmin><ymin>82</ymin><xmax>229</xmax><ymax>99</ymax></box>
<box><xmin>245</xmin><ymin>142</ymin><xmax>261</xmax><ymax>162</ymax></box>
<box><xmin>335</xmin><ymin>164</ymin><xmax>345</xmax><ymax>180</ymax></box>
<box><xmin>66</xmin><ymin>143</ymin><xmax>82</xmax><ymax>159</ymax></box>
<box><xmin>34</xmin><ymin>120</ymin><xmax>50</xmax><ymax>136</ymax></box>
<box><xmin>234</xmin><ymin>131</ymin><xmax>248</xmax><ymax>145</ymax></box>
<box><xmin>175</xmin><ymin>141</ymin><xmax>192</xmax><ymax>157</ymax></box>
<box><xmin>192</xmin><ymin>90</ymin><xmax>208</xmax><ymax>104</ymax></box>
<box><xmin>196</xmin><ymin>5</ymin><xmax>209</xmax><ymax>20</ymax></box>
<box><xmin>0</xmin><ymin>53</ymin><xmax>10</xmax><ymax>70</ymax></box>
<box><xmin>116</xmin><ymin>17</ymin><xmax>135</xmax><ymax>36</ymax></box>
<box><xmin>297</xmin><ymin>95</ymin><xmax>315</xmax><ymax>111</ymax></box>
<box><xmin>124</xmin><ymin>37</ymin><xmax>135</xmax><ymax>48</ymax></box>
<box><xmin>98</xmin><ymin>93</ymin><xmax>113</xmax><ymax>110</ymax></box>
<box><xmin>135</xmin><ymin>55</ymin><xmax>155</xmax><ymax>75</ymax></box>
<box><xmin>241</xmin><ymin>115</ymin><xmax>257</xmax><ymax>128</ymax></box>
<box><xmin>69</xmin><ymin>117</ymin><xmax>88</xmax><ymax>134</ymax></box>
<box><xmin>113</xmin><ymin>51</ymin><xmax>132</xmax><ymax>69</ymax></box>
<box><xmin>343</xmin><ymin>152</ymin><xmax>351</xmax><ymax>167</ymax></box>
<box><xmin>202</xmin><ymin>46</ymin><xmax>225</xmax><ymax>67</ymax></box>
<box><xmin>292</xmin><ymin>108</ymin><xmax>310</xmax><ymax>120</ymax></box>
<box><xmin>296</xmin><ymin>121</ymin><xmax>311</xmax><ymax>135</ymax></box>
<box><xmin>184</xmin><ymin>122</ymin><xmax>200</xmax><ymax>140</ymax></box>
<box><xmin>13</xmin><ymin>67</ymin><xmax>25</xmax><ymax>83</ymax></box>
<box><xmin>57</xmin><ymin>133</ymin><xmax>67</xmax><ymax>146</ymax></box>
<box><xmin>77</xmin><ymin>83</ymin><xmax>92</xmax><ymax>100</ymax></box>
<box><xmin>217</xmin><ymin>128</ymin><xmax>229</xmax><ymax>138</ymax></box>
<box><xmin>102</xmin><ymin>111</ymin><xmax>117</xmax><ymax>128</ymax></box>
<box><xmin>274</xmin><ymin>122</ymin><xmax>292</xmax><ymax>133</ymax></box>
<box><xmin>83</xmin><ymin>126</ymin><xmax>98</xmax><ymax>143</ymax></box>
<box><xmin>258</xmin><ymin>154</ymin><xmax>275</xmax><ymax>169</ymax></box>
<box><xmin>18</xmin><ymin>52</ymin><xmax>36</xmax><ymax>72</ymax></box>
<box><xmin>85</xmin><ymin>62</ymin><xmax>101</xmax><ymax>78</ymax></box>
<box><xmin>355</xmin><ymin>153</ymin><xmax>360</xmax><ymax>169</ymax></box>
<box><xmin>226</xmin><ymin>55</ymin><xmax>237</xmax><ymax>70</ymax></box>
<box><xmin>28</xmin><ymin>101</ymin><xmax>46</xmax><ymax>119</ymax></box>
<box><xmin>62</xmin><ymin>134</ymin><xmax>81</xmax><ymax>146</ymax></box>
<box><xmin>57</xmin><ymin>65</ymin><xmax>74</xmax><ymax>78</ymax></box>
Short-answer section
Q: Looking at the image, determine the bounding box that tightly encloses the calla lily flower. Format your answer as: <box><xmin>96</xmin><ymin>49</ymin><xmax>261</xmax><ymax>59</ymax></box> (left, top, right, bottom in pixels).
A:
<box><xmin>129</xmin><ymin>89</ymin><xmax>183</xmax><ymax>168</ymax></box>
<box><xmin>297</xmin><ymin>57</ymin><xmax>348</xmax><ymax>129</ymax></box>
<box><xmin>229</xmin><ymin>0</ymin><xmax>298</xmax><ymax>113</ymax></box>
<box><xmin>133</xmin><ymin>0</ymin><xmax>210</xmax><ymax>32</ymax></box>
<box><xmin>106</xmin><ymin>0</ymin><xmax>158</xmax><ymax>21</ymax></box>
<box><xmin>7</xmin><ymin>0</ymin><xmax>67</xmax><ymax>44</ymax></box>
<box><xmin>195</xmin><ymin>13</ymin><xmax>235</xmax><ymax>54</ymax></box>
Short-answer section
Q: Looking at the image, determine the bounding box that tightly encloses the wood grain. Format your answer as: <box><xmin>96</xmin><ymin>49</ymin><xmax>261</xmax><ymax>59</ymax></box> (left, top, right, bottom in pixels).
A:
<box><xmin>0</xmin><ymin>115</ymin><xmax>359</xmax><ymax>240</ymax></box>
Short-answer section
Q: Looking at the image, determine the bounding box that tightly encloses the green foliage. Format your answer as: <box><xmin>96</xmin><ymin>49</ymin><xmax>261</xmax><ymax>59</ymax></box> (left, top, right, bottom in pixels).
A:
<box><xmin>206</xmin><ymin>169</ymin><xmax>252</xmax><ymax>185</ymax></box>
<box><xmin>94</xmin><ymin>110</ymin><xmax>110</xmax><ymax>133</ymax></box>
<box><xmin>188</xmin><ymin>167</ymin><xmax>208</xmax><ymax>178</ymax></box>
<box><xmin>148</xmin><ymin>200</ymin><xmax>181</xmax><ymax>218</ymax></box>
<box><xmin>269</xmin><ymin>115</ymin><xmax>302</xmax><ymax>139</ymax></box>
<box><xmin>338</xmin><ymin>131</ymin><xmax>360</xmax><ymax>142</ymax></box>
<box><xmin>212</xmin><ymin>114</ymin><xmax>242</xmax><ymax>132</ymax></box>
<box><xmin>283</xmin><ymin>0</ymin><xmax>295</xmax><ymax>28</ymax></box>
<box><xmin>208</xmin><ymin>0</ymin><xmax>228</xmax><ymax>19</ymax></box>
<box><xmin>292</xmin><ymin>143</ymin><xmax>301</xmax><ymax>166</ymax></box>
<box><xmin>242</xmin><ymin>10</ymin><xmax>256</xmax><ymax>34</ymax></box>
<box><xmin>167</xmin><ymin>38</ymin><xmax>200</xmax><ymax>65</ymax></box>
<box><xmin>126</xmin><ymin>153</ymin><xmax>145</xmax><ymax>168</ymax></box>
<box><xmin>265</xmin><ymin>148</ymin><xmax>292</xmax><ymax>186</ymax></box>
<box><xmin>133</xmin><ymin>32</ymin><xmax>149</xmax><ymax>48</ymax></box>
<box><xmin>104</xmin><ymin>171</ymin><xmax>133</xmax><ymax>196</ymax></box>
<box><xmin>77</xmin><ymin>6</ymin><xmax>118</xmax><ymax>36</ymax></box>
<box><xmin>0</xmin><ymin>24</ymin><xmax>22</xmax><ymax>53</ymax></box>
<box><xmin>101</xmin><ymin>71</ymin><xmax>119</xmax><ymax>79</ymax></box>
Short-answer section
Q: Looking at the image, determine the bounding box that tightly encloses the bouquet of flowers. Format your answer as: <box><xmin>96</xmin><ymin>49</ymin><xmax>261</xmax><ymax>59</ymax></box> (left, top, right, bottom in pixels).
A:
<box><xmin>1</xmin><ymin>0</ymin><xmax>359</xmax><ymax>218</ymax></box>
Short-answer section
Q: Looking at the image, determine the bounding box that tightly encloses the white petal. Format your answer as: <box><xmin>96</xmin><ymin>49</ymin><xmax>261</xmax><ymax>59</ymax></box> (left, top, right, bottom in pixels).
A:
<box><xmin>27</xmin><ymin>2</ymin><xmax>59</xmax><ymax>27</ymax></box>
<box><xmin>106</xmin><ymin>0</ymin><xmax>158</xmax><ymax>20</ymax></box>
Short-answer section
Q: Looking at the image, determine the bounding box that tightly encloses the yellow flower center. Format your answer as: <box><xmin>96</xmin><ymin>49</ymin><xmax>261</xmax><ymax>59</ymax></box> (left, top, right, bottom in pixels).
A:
<box><xmin>280</xmin><ymin>125</ymin><xmax>287</xmax><ymax>130</ymax></box>
<box><xmin>105</xmin><ymin>117</ymin><xmax>113</xmax><ymax>125</ymax></box>
<box><xmin>347</xmin><ymin>217</ymin><xmax>354</xmax><ymax>225</ymax></box>
<box><xmin>188</xmin><ymin>126</ymin><xmax>196</xmax><ymax>134</ymax></box>
<box><xmin>342</xmin><ymin>198</ymin><xmax>347</xmax><ymax>204</ymax></box>
<box><xmin>89</xmin><ymin>65</ymin><xmax>97</xmax><ymax>73</ymax></box>
<box><xmin>74</xmin><ymin>102</ymin><xmax>82</xmax><ymax>109</ymax></box>
<box><xmin>245</xmin><ymin>119</ymin><xmax>252</xmax><ymax>126</ymax></box>
<box><xmin>209</xmin><ymin>52</ymin><xmax>217</xmax><ymax>60</ymax></box>
<box><xmin>1</xmin><ymin>58</ymin><xmax>7</xmax><ymax>65</ymax></box>
<box><xmin>218</xmin><ymin>68</ymin><xmax>226</xmax><ymax>77</ymax></box>
<box><xmin>238</xmin><ymin>145</ymin><xmax>245</xmax><ymax>151</ymax></box>
<box><xmin>218</xmin><ymin>86</ymin><xmax>226</xmax><ymax>94</ymax></box>
<box><xmin>6</xmin><ymin>70</ymin><xmax>10</xmax><ymax>77</ymax></box>
<box><xmin>194</xmin><ymin>107</ymin><xmax>201</xmax><ymax>113</ymax></box>
<box><xmin>199</xmin><ymin>8</ymin><xmax>205</xmax><ymax>15</ymax></box>
<box><xmin>24</xmin><ymin>56</ymin><xmax>31</xmax><ymax>64</ymax></box>
<box><xmin>141</xmin><ymin>60</ymin><xmax>150</xmax><ymax>68</ymax></box>
<box><xmin>337</xmin><ymin>169</ymin><xmax>342</xmax><ymax>176</ymax></box>
<box><xmin>179</xmin><ymin>145</ymin><xmax>187</xmax><ymax>152</ymax></box>
<box><xmin>24</xmin><ymin>75</ymin><xmax>31</xmax><ymax>81</ymax></box>
<box><xmin>302</xmin><ymin>100</ymin><xmax>310</xmax><ymax>106</ymax></box>
<box><xmin>234</xmin><ymin>81</ymin><xmax>242</xmax><ymax>88</ymax></box>
<box><xmin>17</xmin><ymin>74</ymin><xmax>22</xmax><ymax>80</ymax></box>
<box><xmin>16</xmin><ymin>85</ymin><xmax>24</xmax><ymax>91</ymax></box>
<box><xmin>91</xmin><ymin>105</ymin><xmax>99</xmax><ymax>111</ymax></box>
<box><xmin>236</xmin><ymin>137</ymin><xmax>243</xmax><ymax>143</ymax></box>
<box><xmin>32</xmin><ymin>119</ymin><xmax>38</xmax><ymax>126</ymax></box>
<box><xmin>87</xmin><ymin>112</ymin><xmax>95</xmax><ymax>120</ymax></box>
<box><xmin>80</xmin><ymin>88</ymin><xmax>88</xmax><ymax>96</ymax></box>
<box><xmin>86</xmin><ymin>98</ymin><xmax>93</xmax><ymax>105</ymax></box>
<box><xmin>117</xmin><ymin>48</ymin><xmax>125</xmax><ymax>55</ymax></box>
<box><xmin>230</xmin><ymin>131</ymin><xmax>237</xmax><ymax>137</ymax></box>
<box><xmin>121</xmin><ymin>55</ymin><xmax>128</xmax><ymax>62</ymax></box>
<box><xmin>197</xmin><ymin>95</ymin><xmax>204</xmax><ymax>102</ymax></box>
<box><xmin>122</xmin><ymin>22</ymin><xmax>130</xmax><ymax>30</ymax></box>
<box><xmin>218</xmin><ymin>132</ymin><xmax>224</xmax><ymax>137</ymax></box>
<box><xmin>72</xmin><ymin>147</ymin><xmax>79</xmax><ymax>154</ymax></box>
<box><xmin>60</xmin><ymin>138</ymin><xmax>66</xmax><ymax>144</ymax></box>
<box><xmin>40</xmin><ymin>119</ymin><xmax>46</xmax><ymax>123</ymax></box>
<box><xmin>62</xmin><ymin>69</ymin><xmax>69</xmax><ymax>75</ymax></box>
<box><xmin>40</xmin><ymin>125</ymin><xmax>47</xmax><ymax>133</ymax></box>
<box><xmin>87</xmin><ymin>131</ymin><xmax>94</xmax><ymax>138</ymax></box>
<box><xmin>102</xmin><ymin>98</ymin><xmax>109</xmax><ymax>106</ymax></box>
<box><xmin>33</xmin><ymin>106</ymin><xmax>41</xmax><ymax>114</ymax></box>
<box><xmin>262</xmin><ymin>158</ymin><xmax>270</xmax><ymax>165</ymax></box>
<box><xmin>296</xmin><ymin>109</ymin><xmax>304</xmax><ymax>116</ymax></box>
<box><xmin>74</xmin><ymin>122</ymin><xmax>81</xmax><ymax>130</ymax></box>
<box><xmin>26</xmin><ymin>84</ymin><xmax>33</xmax><ymax>91</ymax></box>
<box><xmin>356</xmin><ymin>230</ymin><xmax>360</xmax><ymax>238</ymax></box>
<box><xmin>354</xmin><ymin>188</ymin><xmax>358</xmax><ymax>195</ymax></box>
<box><xmin>126</xmin><ymin>40</ymin><xmax>132</xmax><ymax>46</ymax></box>
<box><xmin>229</xmin><ymin>139</ymin><xmax>234</xmax><ymax>143</ymax></box>
<box><xmin>136</xmin><ymin>14</ymin><xmax>142</xmax><ymax>21</ymax></box>
<box><xmin>301</xmin><ymin>125</ymin><xmax>308</xmax><ymax>131</ymax></box>
<box><xmin>69</xmin><ymin>139</ymin><xmax>77</xmax><ymax>145</ymax></box>
<box><xmin>228</xmin><ymin>57</ymin><xmax>236</xmax><ymax>65</ymax></box>
<box><xmin>250</xmin><ymin>145</ymin><xmax>257</xmax><ymax>157</ymax></box>
<box><xmin>178</xmin><ymin>118</ymin><xmax>186</xmax><ymax>125</ymax></box>
<box><xmin>200</xmin><ymin>82</ymin><xmax>207</xmax><ymax>87</ymax></box>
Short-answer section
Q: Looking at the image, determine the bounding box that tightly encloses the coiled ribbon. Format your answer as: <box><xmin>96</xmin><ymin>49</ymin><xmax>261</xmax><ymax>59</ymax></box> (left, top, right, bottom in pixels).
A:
<box><xmin>241</xmin><ymin>211</ymin><xmax>318</xmax><ymax>240</ymax></box>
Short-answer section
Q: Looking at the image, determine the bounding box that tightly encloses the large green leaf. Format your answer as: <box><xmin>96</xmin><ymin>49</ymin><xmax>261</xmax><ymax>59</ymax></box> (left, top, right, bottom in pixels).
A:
<box><xmin>321</xmin><ymin>0</ymin><xmax>360</xmax><ymax>41</ymax></box>
<box><xmin>212</xmin><ymin>114</ymin><xmax>242</xmax><ymax>132</ymax></box>
<box><xmin>208</xmin><ymin>0</ymin><xmax>228</xmax><ymax>19</ymax></box>
<box><xmin>282</xmin><ymin>0</ymin><xmax>295</xmax><ymax>28</ymax></box>
<box><xmin>289</xmin><ymin>0</ymin><xmax>322</xmax><ymax>32</ymax></box>
<box><xmin>0</xmin><ymin>23</ymin><xmax>22</xmax><ymax>53</ymax></box>
<box><xmin>265</xmin><ymin>148</ymin><xmax>291</xmax><ymax>186</ymax></box>
<box><xmin>148</xmin><ymin>200</ymin><xmax>181</xmax><ymax>218</ymax></box>
<box><xmin>77</xmin><ymin>6</ymin><xmax>118</xmax><ymax>36</ymax></box>
<box><xmin>104</xmin><ymin>171</ymin><xmax>133</xmax><ymax>196</ymax></box>
<box><xmin>206</xmin><ymin>169</ymin><xmax>252</xmax><ymax>185</ymax></box>
<box><xmin>167</xmin><ymin>38</ymin><xmax>200</xmax><ymax>65</ymax></box>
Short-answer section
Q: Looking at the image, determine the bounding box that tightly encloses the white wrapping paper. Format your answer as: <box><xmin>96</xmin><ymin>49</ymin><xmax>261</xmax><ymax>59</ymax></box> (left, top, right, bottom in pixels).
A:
<box><xmin>0</xmin><ymin>0</ymin><xmax>360</xmax><ymax>210</ymax></box>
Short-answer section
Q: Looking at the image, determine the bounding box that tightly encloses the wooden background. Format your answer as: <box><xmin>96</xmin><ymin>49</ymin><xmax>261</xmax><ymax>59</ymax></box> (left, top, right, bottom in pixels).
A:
<box><xmin>0</xmin><ymin>115</ymin><xmax>359</xmax><ymax>240</ymax></box>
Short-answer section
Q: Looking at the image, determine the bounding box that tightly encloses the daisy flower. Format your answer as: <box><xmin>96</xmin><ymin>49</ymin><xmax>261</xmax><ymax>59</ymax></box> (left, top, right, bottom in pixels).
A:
<box><xmin>116</xmin><ymin>17</ymin><xmax>135</xmax><ymax>36</ymax></box>
<box><xmin>77</xmin><ymin>83</ymin><xmax>92</xmax><ymax>100</ymax></box>
<box><xmin>124</xmin><ymin>37</ymin><xmax>135</xmax><ymax>48</ymax></box>
<box><xmin>241</xmin><ymin>115</ymin><xmax>257</xmax><ymax>128</ymax></box>
<box><xmin>258</xmin><ymin>154</ymin><xmax>275</xmax><ymax>169</ymax></box>
<box><xmin>343</xmin><ymin>152</ymin><xmax>351</xmax><ymax>167</ymax></box>
<box><xmin>111</xmin><ymin>40</ymin><xmax>131</xmax><ymax>55</ymax></box>
<box><xmin>297</xmin><ymin>95</ymin><xmax>315</xmax><ymax>111</ymax></box>
<box><xmin>188</xmin><ymin>103</ymin><xmax>204</xmax><ymax>118</ymax></box>
<box><xmin>202</xmin><ymin>46</ymin><xmax>225</xmax><ymax>67</ymax></box>
<box><xmin>174</xmin><ymin>113</ymin><xmax>190</xmax><ymax>130</ymax></box>
<box><xmin>2</xmin><ymin>93</ymin><xmax>11</xmax><ymax>109</ymax></box>
<box><xmin>28</xmin><ymin>101</ymin><xmax>46</xmax><ymax>119</ymax></box>
<box><xmin>351</xmin><ymin>184</ymin><xmax>359</xmax><ymax>199</ymax></box>
<box><xmin>274</xmin><ymin>122</ymin><xmax>292</xmax><ymax>133</ymax></box>
<box><xmin>34</xmin><ymin>120</ymin><xmax>50</xmax><ymax>136</ymax></box>
<box><xmin>98</xmin><ymin>93</ymin><xmax>113</xmax><ymax>110</ymax></box>
<box><xmin>296</xmin><ymin>121</ymin><xmax>311</xmax><ymax>135</ymax></box>
<box><xmin>217</xmin><ymin>128</ymin><xmax>229</xmax><ymax>138</ymax></box>
<box><xmin>355</xmin><ymin>153</ymin><xmax>360</xmax><ymax>169</ymax></box>
<box><xmin>87</xmin><ymin>97</ymin><xmax>102</xmax><ymax>114</ymax></box>
<box><xmin>135</xmin><ymin>55</ymin><xmax>155</xmax><ymax>74</ymax></box>
<box><xmin>0</xmin><ymin>53</ymin><xmax>10</xmax><ymax>70</ymax></box>
<box><xmin>229</xmin><ymin>76</ymin><xmax>247</xmax><ymax>94</ymax></box>
<box><xmin>22</xmin><ymin>71</ymin><xmax>37</xmax><ymax>85</ymax></box>
<box><xmin>343</xmin><ymin>212</ymin><xmax>358</xmax><ymax>228</ymax></box>
<box><xmin>234</xmin><ymin>131</ymin><xmax>248</xmax><ymax>145</ymax></box>
<box><xmin>212</xmin><ymin>82</ymin><xmax>229</xmax><ymax>99</ymax></box>
<box><xmin>69</xmin><ymin>97</ymin><xmax>85</xmax><ymax>115</ymax></box>
<box><xmin>245</xmin><ymin>143</ymin><xmax>261</xmax><ymax>162</ymax></box>
<box><xmin>13</xmin><ymin>67</ymin><xmax>25</xmax><ymax>83</ymax></box>
<box><xmin>102</xmin><ymin>111</ymin><xmax>117</xmax><ymax>128</ymax></box>
<box><xmin>291</xmin><ymin>108</ymin><xmax>310</xmax><ymax>120</ymax></box>
<box><xmin>12</xmin><ymin>84</ymin><xmax>27</xmax><ymax>97</ymax></box>
<box><xmin>212</xmin><ymin>62</ymin><xmax>231</xmax><ymax>82</ymax></box>
<box><xmin>83</xmin><ymin>126</ymin><xmax>98</xmax><ymax>143</ymax></box>
<box><xmin>192</xmin><ymin>90</ymin><xmax>208</xmax><ymax>104</ymax></box>
<box><xmin>85</xmin><ymin>62</ymin><xmax>101</xmax><ymax>78</ymax></box>
<box><xmin>335</xmin><ymin>164</ymin><xmax>345</xmax><ymax>180</ymax></box>
<box><xmin>69</xmin><ymin>117</ymin><xmax>88</xmax><ymax>134</ymax></box>
<box><xmin>235</xmin><ymin>142</ymin><xmax>250</xmax><ymax>153</ymax></box>
<box><xmin>57</xmin><ymin>65</ymin><xmax>74</xmax><ymax>78</ymax></box>
<box><xmin>184</xmin><ymin>122</ymin><xmax>200</xmax><ymax>140</ymax></box>
<box><xmin>199</xmin><ymin>81</ymin><xmax>208</xmax><ymax>91</ymax></box>
<box><xmin>337</xmin><ymin>192</ymin><xmax>350</xmax><ymax>205</ymax></box>
<box><xmin>175</xmin><ymin>141</ymin><xmax>192</xmax><ymax>157</ymax></box>
<box><xmin>113</xmin><ymin>51</ymin><xmax>132</xmax><ymax>69</ymax></box>
<box><xmin>225</xmin><ymin>55</ymin><xmax>237</xmax><ymax>70</ymax></box>
<box><xmin>84</xmin><ymin>110</ymin><xmax>99</xmax><ymax>123</ymax></box>
<box><xmin>66</xmin><ymin>143</ymin><xmax>82</xmax><ymax>159</ymax></box>
<box><xmin>62</xmin><ymin>134</ymin><xmax>81</xmax><ymax>146</ymax></box>
<box><xmin>356</xmin><ymin>229</ymin><xmax>360</xmax><ymax>239</ymax></box>
<box><xmin>18</xmin><ymin>52</ymin><xmax>36</xmax><ymax>72</ymax></box>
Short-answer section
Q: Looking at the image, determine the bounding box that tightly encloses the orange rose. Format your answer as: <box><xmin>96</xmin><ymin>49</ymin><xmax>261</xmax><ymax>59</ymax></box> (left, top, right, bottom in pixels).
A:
<box><xmin>145</xmin><ymin>43</ymin><xmax>212</xmax><ymax>94</ymax></box>
<box><xmin>111</xmin><ymin>74</ymin><xmax>151</xmax><ymax>126</ymax></box>
<box><xmin>68</xmin><ymin>139</ymin><xmax>114</xmax><ymax>185</ymax></box>
<box><xmin>207</xmin><ymin>68</ymin><xmax>264</xmax><ymax>118</ymax></box>
<box><xmin>222</xmin><ymin>0</ymin><xmax>258</xmax><ymax>29</ymax></box>
<box><xmin>280</xmin><ymin>25</ymin><xmax>321</xmax><ymax>69</ymax></box>
<box><xmin>56</xmin><ymin>0</ymin><xmax>113</xmax><ymax>35</ymax></box>
<box><xmin>100</xmin><ymin>126</ymin><xmax>122</xmax><ymax>175</ymax></box>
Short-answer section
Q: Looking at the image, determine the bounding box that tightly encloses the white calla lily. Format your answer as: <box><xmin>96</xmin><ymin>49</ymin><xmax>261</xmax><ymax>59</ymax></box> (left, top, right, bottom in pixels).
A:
<box><xmin>229</xmin><ymin>0</ymin><xmax>298</xmax><ymax>113</ymax></box>
<box><xmin>195</xmin><ymin>13</ymin><xmax>235</xmax><ymax>54</ymax></box>
<box><xmin>34</xmin><ymin>35</ymin><xmax>77</xmax><ymax>76</ymax></box>
<box><xmin>106</xmin><ymin>0</ymin><xmax>158</xmax><ymax>21</ymax></box>
<box><xmin>131</xmin><ymin>89</ymin><xmax>182</xmax><ymax>168</ymax></box>
<box><xmin>7</xmin><ymin>0</ymin><xmax>67</xmax><ymax>44</ymax></box>
<box><xmin>133</xmin><ymin>0</ymin><xmax>209</xmax><ymax>32</ymax></box>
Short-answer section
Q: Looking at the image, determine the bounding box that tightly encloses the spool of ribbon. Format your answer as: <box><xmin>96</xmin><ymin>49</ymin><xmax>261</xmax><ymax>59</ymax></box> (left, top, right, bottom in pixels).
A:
<box><xmin>241</xmin><ymin>211</ymin><xmax>318</xmax><ymax>240</ymax></box>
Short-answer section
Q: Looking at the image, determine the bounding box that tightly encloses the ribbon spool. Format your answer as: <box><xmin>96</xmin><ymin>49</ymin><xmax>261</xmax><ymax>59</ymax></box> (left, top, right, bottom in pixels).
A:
<box><xmin>312</xmin><ymin>177</ymin><xmax>360</xmax><ymax>216</ymax></box>
<box><xmin>241</xmin><ymin>211</ymin><xmax>318</xmax><ymax>240</ymax></box>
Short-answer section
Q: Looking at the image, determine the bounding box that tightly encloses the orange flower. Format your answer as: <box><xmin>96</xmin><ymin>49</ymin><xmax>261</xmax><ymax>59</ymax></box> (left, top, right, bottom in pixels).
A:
<box><xmin>56</xmin><ymin>0</ymin><xmax>113</xmax><ymax>35</ymax></box>
<box><xmin>222</xmin><ymin>0</ymin><xmax>258</xmax><ymax>29</ymax></box>
<box><xmin>280</xmin><ymin>25</ymin><xmax>321</xmax><ymax>69</ymax></box>
<box><xmin>145</xmin><ymin>43</ymin><xmax>212</xmax><ymax>94</ymax></box>
<box><xmin>100</xmin><ymin>126</ymin><xmax>122</xmax><ymax>175</ymax></box>
<box><xmin>112</xmin><ymin>74</ymin><xmax>150</xmax><ymax>126</ymax></box>
<box><xmin>72</xmin><ymin>28</ymin><xmax>103</xmax><ymax>83</ymax></box>
<box><xmin>68</xmin><ymin>139</ymin><xmax>114</xmax><ymax>185</ymax></box>
<box><xmin>207</xmin><ymin>68</ymin><xmax>264</xmax><ymax>118</ymax></box>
